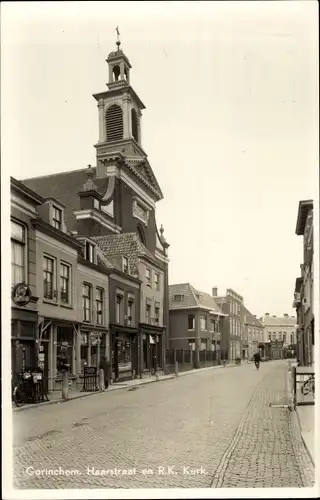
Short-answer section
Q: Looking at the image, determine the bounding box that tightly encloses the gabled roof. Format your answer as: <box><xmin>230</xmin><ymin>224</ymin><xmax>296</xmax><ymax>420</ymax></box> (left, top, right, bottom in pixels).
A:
<box><xmin>92</xmin><ymin>232</ymin><xmax>157</xmax><ymax>276</ymax></box>
<box><xmin>242</xmin><ymin>306</ymin><xmax>264</xmax><ymax>328</ymax></box>
<box><xmin>125</xmin><ymin>157</ymin><xmax>163</xmax><ymax>199</ymax></box>
<box><xmin>169</xmin><ymin>283</ymin><xmax>225</xmax><ymax>315</ymax></box>
<box><xmin>22</xmin><ymin>168</ymin><xmax>108</xmax><ymax>233</ymax></box>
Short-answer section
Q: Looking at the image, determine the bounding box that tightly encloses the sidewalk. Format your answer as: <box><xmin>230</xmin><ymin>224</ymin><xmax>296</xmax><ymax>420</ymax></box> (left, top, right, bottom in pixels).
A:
<box><xmin>12</xmin><ymin>362</ymin><xmax>236</xmax><ymax>412</ymax></box>
<box><xmin>296</xmin><ymin>405</ymin><xmax>315</xmax><ymax>466</ymax></box>
<box><xmin>286</xmin><ymin>360</ymin><xmax>315</xmax><ymax>466</ymax></box>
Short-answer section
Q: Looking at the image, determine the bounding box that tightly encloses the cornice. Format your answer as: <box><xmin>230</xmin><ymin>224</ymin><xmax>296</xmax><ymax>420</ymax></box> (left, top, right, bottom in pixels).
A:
<box><xmin>31</xmin><ymin>218</ymin><xmax>83</xmax><ymax>251</ymax></box>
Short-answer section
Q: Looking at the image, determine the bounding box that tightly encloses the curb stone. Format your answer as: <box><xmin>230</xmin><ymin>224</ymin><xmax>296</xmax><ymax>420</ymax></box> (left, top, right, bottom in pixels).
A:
<box><xmin>12</xmin><ymin>362</ymin><xmax>238</xmax><ymax>413</ymax></box>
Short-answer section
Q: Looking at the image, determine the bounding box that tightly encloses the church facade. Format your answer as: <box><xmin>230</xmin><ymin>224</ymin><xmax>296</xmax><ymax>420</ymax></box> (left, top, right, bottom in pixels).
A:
<box><xmin>22</xmin><ymin>37</ymin><xmax>170</xmax><ymax>381</ymax></box>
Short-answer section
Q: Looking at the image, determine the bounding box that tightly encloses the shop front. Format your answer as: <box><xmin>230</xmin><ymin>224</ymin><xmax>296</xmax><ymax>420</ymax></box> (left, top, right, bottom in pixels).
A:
<box><xmin>79</xmin><ymin>328</ymin><xmax>108</xmax><ymax>372</ymax></box>
<box><xmin>140</xmin><ymin>323</ymin><xmax>165</xmax><ymax>378</ymax></box>
<box><xmin>11</xmin><ymin>309</ymin><xmax>38</xmax><ymax>374</ymax></box>
<box><xmin>110</xmin><ymin>324</ymin><xmax>139</xmax><ymax>382</ymax></box>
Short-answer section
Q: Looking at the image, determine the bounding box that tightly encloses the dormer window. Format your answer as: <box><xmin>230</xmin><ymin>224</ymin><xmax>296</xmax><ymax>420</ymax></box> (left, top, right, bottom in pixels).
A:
<box><xmin>85</xmin><ymin>241</ymin><xmax>96</xmax><ymax>264</ymax></box>
<box><xmin>173</xmin><ymin>294</ymin><xmax>184</xmax><ymax>302</ymax></box>
<box><xmin>123</xmin><ymin>257</ymin><xmax>129</xmax><ymax>273</ymax></box>
<box><xmin>52</xmin><ymin>206</ymin><xmax>62</xmax><ymax>230</ymax></box>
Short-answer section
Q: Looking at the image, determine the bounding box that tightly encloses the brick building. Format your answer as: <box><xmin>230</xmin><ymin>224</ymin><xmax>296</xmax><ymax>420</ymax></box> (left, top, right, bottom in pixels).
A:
<box><xmin>293</xmin><ymin>199</ymin><xmax>314</xmax><ymax>366</ymax></box>
<box><xmin>22</xmin><ymin>36</ymin><xmax>169</xmax><ymax>379</ymax></box>
<box><xmin>241</xmin><ymin>306</ymin><xmax>265</xmax><ymax>360</ymax></box>
<box><xmin>169</xmin><ymin>284</ymin><xmax>226</xmax><ymax>367</ymax></box>
<box><xmin>213</xmin><ymin>288</ymin><xmax>243</xmax><ymax>361</ymax></box>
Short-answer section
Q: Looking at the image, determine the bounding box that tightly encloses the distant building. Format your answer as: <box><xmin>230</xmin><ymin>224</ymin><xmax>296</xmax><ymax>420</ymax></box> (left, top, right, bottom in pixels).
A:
<box><xmin>259</xmin><ymin>313</ymin><xmax>296</xmax><ymax>359</ymax></box>
<box><xmin>241</xmin><ymin>307</ymin><xmax>264</xmax><ymax>360</ymax></box>
<box><xmin>169</xmin><ymin>284</ymin><xmax>226</xmax><ymax>366</ymax></box>
<box><xmin>213</xmin><ymin>288</ymin><xmax>242</xmax><ymax>361</ymax></box>
<box><xmin>293</xmin><ymin>199</ymin><xmax>314</xmax><ymax>366</ymax></box>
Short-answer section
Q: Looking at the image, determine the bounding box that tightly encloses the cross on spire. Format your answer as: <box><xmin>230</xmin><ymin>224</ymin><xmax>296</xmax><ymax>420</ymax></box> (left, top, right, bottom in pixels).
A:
<box><xmin>116</xmin><ymin>26</ymin><xmax>121</xmax><ymax>49</ymax></box>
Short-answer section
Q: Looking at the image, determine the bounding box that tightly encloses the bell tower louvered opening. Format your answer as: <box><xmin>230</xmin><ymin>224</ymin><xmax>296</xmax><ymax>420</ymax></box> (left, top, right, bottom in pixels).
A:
<box><xmin>131</xmin><ymin>108</ymin><xmax>138</xmax><ymax>142</ymax></box>
<box><xmin>106</xmin><ymin>104</ymin><xmax>123</xmax><ymax>142</ymax></box>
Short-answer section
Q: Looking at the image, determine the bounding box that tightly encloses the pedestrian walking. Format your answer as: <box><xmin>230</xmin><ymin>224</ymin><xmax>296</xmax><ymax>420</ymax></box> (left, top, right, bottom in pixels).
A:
<box><xmin>253</xmin><ymin>351</ymin><xmax>261</xmax><ymax>370</ymax></box>
<box><xmin>99</xmin><ymin>356</ymin><xmax>111</xmax><ymax>389</ymax></box>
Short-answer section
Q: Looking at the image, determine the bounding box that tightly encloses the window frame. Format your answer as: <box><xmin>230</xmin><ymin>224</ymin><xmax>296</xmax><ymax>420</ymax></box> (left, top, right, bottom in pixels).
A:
<box><xmin>116</xmin><ymin>293</ymin><xmax>124</xmax><ymax>324</ymax></box>
<box><xmin>146</xmin><ymin>268</ymin><xmax>151</xmax><ymax>287</ymax></box>
<box><xmin>96</xmin><ymin>287</ymin><xmax>104</xmax><ymax>325</ymax></box>
<box><xmin>123</xmin><ymin>257</ymin><xmax>129</xmax><ymax>273</ymax></box>
<box><xmin>82</xmin><ymin>283</ymin><xmax>92</xmax><ymax>323</ymax></box>
<box><xmin>43</xmin><ymin>255</ymin><xmax>56</xmax><ymax>301</ymax></box>
<box><xmin>52</xmin><ymin>206</ymin><xmax>62</xmax><ymax>230</ymax></box>
<box><xmin>85</xmin><ymin>241</ymin><xmax>96</xmax><ymax>264</ymax></box>
<box><xmin>188</xmin><ymin>315</ymin><xmax>195</xmax><ymax>331</ymax></box>
<box><xmin>154</xmin><ymin>272</ymin><xmax>160</xmax><ymax>290</ymax></box>
<box><xmin>200</xmin><ymin>315</ymin><xmax>207</xmax><ymax>331</ymax></box>
<box><xmin>11</xmin><ymin>220</ymin><xmax>27</xmax><ymax>286</ymax></box>
<box><xmin>60</xmin><ymin>262</ymin><xmax>71</xmax><ymax>305</ymax></box>
<box><xmin>146</xmin><ymin>303</ymin><xmax>151</xmax><ymax>324</ymax></box>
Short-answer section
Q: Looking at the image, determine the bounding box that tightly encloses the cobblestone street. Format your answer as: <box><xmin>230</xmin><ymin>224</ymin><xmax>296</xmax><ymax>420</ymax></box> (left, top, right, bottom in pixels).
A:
<box><xmin>13</xmin><ymin>361</ymin><xmax>314</xmax><ymax>489</ymax></box>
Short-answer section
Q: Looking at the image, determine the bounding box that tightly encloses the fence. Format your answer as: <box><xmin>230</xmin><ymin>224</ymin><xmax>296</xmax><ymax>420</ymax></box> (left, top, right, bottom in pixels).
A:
<box><xmin>292</xmin><ymin>365</ymin><xmax>315</xmax><ymax>406</ymax></box>
<box><xmin>165</xmin><ymin>349</ymin><xmax>222</xmax><ymax>372</ymax></box>
<box><xmin>81</xmin><ymin>366</ymin><xmax>99</xmax><ymax>392</ymax></box>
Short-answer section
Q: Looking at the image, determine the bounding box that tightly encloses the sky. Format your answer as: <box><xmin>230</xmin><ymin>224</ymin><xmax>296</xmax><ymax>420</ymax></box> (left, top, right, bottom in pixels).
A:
<box><xmin>2</xmin><ymin>1</ymin><xmax>319</xmax><ymax>318</ymax></box>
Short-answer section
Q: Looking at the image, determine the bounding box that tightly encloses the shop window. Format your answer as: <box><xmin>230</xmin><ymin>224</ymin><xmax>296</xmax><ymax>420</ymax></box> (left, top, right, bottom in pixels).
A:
<box><xmin>117</xmin><ymin>338</ymin><xmax>132</xmax><ymax>367</ymax></box>
<box><xmin>11</xmin><ymin>220</ymin><xmax>26</xmax><ymax>286</ymax></box>
<box><xmin>56</xmin><ymin>327</ymin><xmax>73</xmax><ymax>375</ymax></box>
<box><xmin>60</xmin><ymin>263</ymin><xmax>71</xmax><ymax>304</ymax></box>
<box><xmin>81</xmin><ymin>344</ymin><xmax>88</xmax><ymax>372</ymax></box>
<box><xmin>82</xmin><ymin>284</ymin><xmax>92</xmax><ymax>322</ymax></box>
<box><xmin>43</xmin><ymin>256</ymin><xmax>56</xmax><ymax>300</ymax></box>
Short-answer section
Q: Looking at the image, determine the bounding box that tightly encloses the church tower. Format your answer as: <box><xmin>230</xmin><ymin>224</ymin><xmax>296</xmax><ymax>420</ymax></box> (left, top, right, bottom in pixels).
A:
<box><xmin>93</xmin><ymin>32</ymin><xmax>148</xmax><ymax>162</ymax></box>
<box><xmin>92</xmin><ymin>30</ymin><xmax>164</xmax><ymax>253</ymax></box>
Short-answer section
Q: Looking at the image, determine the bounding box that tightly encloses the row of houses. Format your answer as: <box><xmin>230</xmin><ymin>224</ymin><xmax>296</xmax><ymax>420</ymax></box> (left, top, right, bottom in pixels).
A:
<box><xmin>293</xmin><ymin>199</ymin><xmax>314</xmax><ymax>366</ymax></box>
<box><xmin>11</xmin><ymin>40</ymin><xmax>170</xmax><ymax>391</ymax></box>
<box><xmin>11</xmin><ymin>37</ymin><xmax>300</xmax><ymax>394</ymax></box>
<box><xmin>168</xmin><ymin>284</ymin><xmax>297</xmax><ymax>362</ymax></box>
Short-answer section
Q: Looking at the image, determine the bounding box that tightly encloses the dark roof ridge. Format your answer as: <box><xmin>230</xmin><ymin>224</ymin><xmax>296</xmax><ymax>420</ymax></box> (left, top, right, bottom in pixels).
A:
<box><xmin>21</xmin><ymin>166</ymin><xmax>95</xmax><ymax>182</ymax></box>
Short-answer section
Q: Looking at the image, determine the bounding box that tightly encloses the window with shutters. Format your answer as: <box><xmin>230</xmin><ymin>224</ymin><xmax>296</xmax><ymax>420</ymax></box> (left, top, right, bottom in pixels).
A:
<box><xmin>106</xmin><ymin>104</ymin><xmax>123</xmax><ymax>141</ymax></box>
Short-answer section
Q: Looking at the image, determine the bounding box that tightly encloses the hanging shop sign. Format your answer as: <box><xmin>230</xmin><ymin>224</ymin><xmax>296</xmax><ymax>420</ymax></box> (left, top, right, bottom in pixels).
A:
<box><xmin>90</xmin><ymin>332</ymin><xmax>102</xmax><ymax>345</ymax></box>
<box><xmin>80</xmin><ymin>334</ymin><xmax>88</xmax><ymax>345</ymax></box>
<box><xmin>12</xmin><ymin>283</ymin><xmax>32</xmax><ymax>307</ymax></box>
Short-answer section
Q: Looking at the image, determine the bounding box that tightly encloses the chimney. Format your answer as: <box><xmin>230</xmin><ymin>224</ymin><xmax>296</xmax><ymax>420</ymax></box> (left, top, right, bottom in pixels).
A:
<box><xmin>212</xmin><ymin>287</ymin><xmax>218</xmax><ymax>297</ymax></box>
<box><xmin>284</xmin><ymin>314</ymin><xmax>289</xmax><ymax>317</ymax></box>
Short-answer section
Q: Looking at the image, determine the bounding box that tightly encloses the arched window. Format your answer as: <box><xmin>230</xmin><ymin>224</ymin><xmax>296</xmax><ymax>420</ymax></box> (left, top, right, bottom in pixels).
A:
<box><xmin>137</xmin><ymin>225</ymin><xmax>146</xmax><ymax>245</ymax></box>
<box><xmin>106</xmin><ymin>104</ymin><xmax>123</xmax><ymax>142</ymax></box>
<box><xmin>113</xmin><ymin>65</ymin><xmax>120</xmax><ymax>82</ymax></box>
<box><xmin>131</xmin><ymin>108</ymin><xmax>138</xmax><ymax>142</ymax></box>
